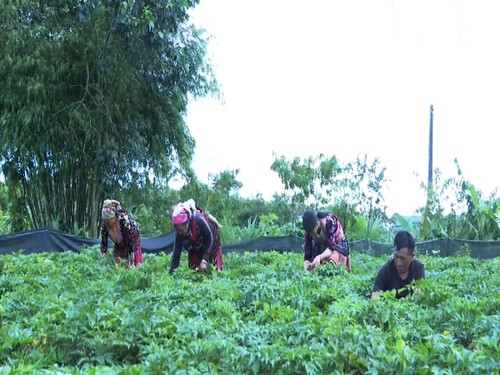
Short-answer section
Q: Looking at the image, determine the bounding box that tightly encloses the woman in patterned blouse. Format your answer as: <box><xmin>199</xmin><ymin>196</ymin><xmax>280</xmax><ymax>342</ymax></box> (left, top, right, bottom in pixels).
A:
<box><xmin>302</xmin><ymin>210</ymin><xmax>350</xmax><ymax>272</ymax></box>
<box><xmin>168</xmin><ymin>200</ymin><xmax>223</xmax><ymax>274</ymax></box>
<box><xmin>100</xmin><ymin>199</ymin><xmax>143</xmax><ymax>266</ymax></box>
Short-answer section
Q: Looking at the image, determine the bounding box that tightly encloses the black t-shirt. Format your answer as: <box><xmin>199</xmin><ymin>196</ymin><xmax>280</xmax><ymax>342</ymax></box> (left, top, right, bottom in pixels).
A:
<box><xmin>372</xmin><ymin>258</ymin><xmax>425</xmax><ymax>299</ymax></box>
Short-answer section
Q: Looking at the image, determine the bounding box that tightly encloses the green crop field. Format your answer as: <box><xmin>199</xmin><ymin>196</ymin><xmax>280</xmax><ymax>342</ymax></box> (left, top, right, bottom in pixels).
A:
<box><xmin>0</xmin><ymin>249</ymin><xmax>499</xmax><ymax>374</ymax></box>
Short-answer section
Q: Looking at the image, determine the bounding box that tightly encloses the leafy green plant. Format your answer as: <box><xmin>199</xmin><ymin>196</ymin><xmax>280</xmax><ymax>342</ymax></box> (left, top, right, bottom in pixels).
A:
<box><xmin>417</xmin><ymin>160</ymin><xmax>500</xmax><ymax>241</ymax></box>
<box><xmin>0</xmin><ymin>249</ymin><xmax>498</xmax><ymax>374</ymax></box>
<box><xmin>0</xmin><ymin>209</ymin><xmax>11</xmax><ymax>235</ymax></box>
<box><xmin>453</xmin><ymin>243</ymin><xmax>471</xmax><ymax>257</ymax></box>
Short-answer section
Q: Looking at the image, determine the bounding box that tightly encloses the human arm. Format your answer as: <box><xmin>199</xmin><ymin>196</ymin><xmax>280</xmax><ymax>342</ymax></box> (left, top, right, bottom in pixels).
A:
<box><xmin>307</xmin><ymin>217</ymin><xmax>340</xmax><ymax>269</ymax></box>
<box><xmin>168</xmin><ymin>235</ymin><xmax>183</xmax><ymax>275</ymax></box>
<box><xmin>304</xmin><ymin>232</ymin><xmax>313</xmax><ymax>261</ymax></box>
<box><xmin>122</xmin><ymin>216</ymin><xmax>141</xmax><ymax>253</ymax></box>
<box><xmin>197</xmin><ymin>215</ymin><xmax>213</xmax><ymax>272</ymax></box>
<box><xmin>100</xmin><ymin>225</ymin><xmax>108</xmax><ymax>255</ymax></box>
<box><xmin>371</xmin><ymin>265</ymin><xmax>388</xmax><ymax>299</ymax></box>
<box><xmin>198</xmin><ymin>215</ymin><xmax>214</xmax><ymax>264</ymax></box>
<box><xmin>310</xmin><ymin>248</ymin><xmax>333</xmax><ymax>269</ymax></box>
<box><xmin>303</xmin><ymin>232</ymin><xmax>314</xmax><ymax>270</ymax></box>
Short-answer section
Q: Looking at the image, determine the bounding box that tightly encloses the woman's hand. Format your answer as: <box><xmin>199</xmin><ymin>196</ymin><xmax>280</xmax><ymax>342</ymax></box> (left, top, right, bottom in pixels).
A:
<box><xmin>196</xmin><ymin>259</ymin><xmax>208</xmax><ymax>272</ymax></box>
<box><xmin>304</xmin><ymin>260</ymin><xmax>312</xmax><ymax>271</ymax></box>
<box><xmin>311</xmin><ymin>255</ymin><xmax>322</xmax><ymax>268</ymax></box>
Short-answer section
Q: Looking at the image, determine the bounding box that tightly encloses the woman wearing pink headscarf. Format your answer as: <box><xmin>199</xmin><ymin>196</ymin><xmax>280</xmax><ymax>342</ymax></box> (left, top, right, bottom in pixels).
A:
<box><xmin>100</xmin><ymin>199</ymin><xmax>143</xmax><ymax>266</ymax></box>
<box><xmin>169</xmin><ymin>199</ymin><xmax>223</xmax><ymax>274</ymax></box>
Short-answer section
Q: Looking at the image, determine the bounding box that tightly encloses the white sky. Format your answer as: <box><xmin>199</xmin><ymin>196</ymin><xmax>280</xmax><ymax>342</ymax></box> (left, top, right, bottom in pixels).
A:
<box><xmin>184</xmin><ymin>0</ymin><xmax>500</xmax><ymax>216</ymax></box>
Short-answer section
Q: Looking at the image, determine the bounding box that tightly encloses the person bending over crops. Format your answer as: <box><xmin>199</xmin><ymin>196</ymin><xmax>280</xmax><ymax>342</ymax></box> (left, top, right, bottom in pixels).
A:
<box><xmin>169</xmin><ymin>198</ymin><xmax>222</xmax><ymax>229</ymax></box>
<box><xmin>100</xmin><ymin>199</ymin><xmax>143</xmax><ymax>266</ymax></box>
<box><xmin>371</xmin><ymin>230</ymin><xmax>425</xmax><ymax>299</ymax></box>
<box><xmin>169</xmin><ymin>200</ymin><xmax>223</xmax><ymax>274</ymax></box>
<box><xmin>302</xmin><ymin>210</ymin><xmax>351</xmax><ymax>272</ymax></box>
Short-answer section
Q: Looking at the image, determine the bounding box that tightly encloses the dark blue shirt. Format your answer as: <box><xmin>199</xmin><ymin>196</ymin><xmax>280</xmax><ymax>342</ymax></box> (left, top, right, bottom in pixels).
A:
<box><xmin>372</xmin><ymin>258</ymin><xmax>425</xmax><ymax>298</ymax></box>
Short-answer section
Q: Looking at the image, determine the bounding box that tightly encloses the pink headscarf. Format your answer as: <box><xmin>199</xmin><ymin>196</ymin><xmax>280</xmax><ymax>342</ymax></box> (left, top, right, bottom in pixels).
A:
<box><xmin>171</xmin><ymin>203</ymin><xmax>189</xmax><ymax>225</ymax></box>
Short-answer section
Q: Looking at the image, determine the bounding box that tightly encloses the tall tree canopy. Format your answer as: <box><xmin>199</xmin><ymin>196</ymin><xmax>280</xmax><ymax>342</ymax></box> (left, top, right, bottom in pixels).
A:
<box><xmin>0</xmin><ymin>0</ymin><xmax>218</xmax><ymax>235</ymax></box>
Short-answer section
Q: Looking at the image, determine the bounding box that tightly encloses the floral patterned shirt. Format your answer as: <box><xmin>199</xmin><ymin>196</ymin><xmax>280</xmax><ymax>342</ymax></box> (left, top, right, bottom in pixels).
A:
<box><xmin>100</xmin><ymin>210</ymin><xmax>142</xmax><ymax>260</ymax></box>
<box><xmin>304</xmin><ymin>212</ymin><xmax>349</xmax><ymax>261</ymax></box>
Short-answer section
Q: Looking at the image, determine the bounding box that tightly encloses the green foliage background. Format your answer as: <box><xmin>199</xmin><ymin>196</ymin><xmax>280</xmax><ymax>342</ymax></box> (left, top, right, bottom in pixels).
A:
<box><xmin>0</xmin><ymin>0</ymin><xmax>217</xmax><ymax>236</ymax></box>
<box><xmin>0</xmin><ymin>2</ymin><xmax>498</xmax><ymax>244</ymax></box>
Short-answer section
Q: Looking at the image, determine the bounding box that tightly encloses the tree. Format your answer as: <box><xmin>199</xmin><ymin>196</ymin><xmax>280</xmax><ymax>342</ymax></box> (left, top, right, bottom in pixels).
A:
<box><xmin>0</xmin><ymin>0</ymin><xmax>218</xmax><ymax>235</ymax></box>
<box><xmin>271</xmin><ymin>152</ymin><xmax>393</xmax><ymax>240</ymax></box>
<box><xmin>180</xmin><ymin>169</ymin><xmax>243</xmax><ymax>223</ymax></box>
<box><xmin>418</xmin><ymin>160</ymin><xmax>500</xmax><ymax>240</ymax></box>
<box><xmin>345</xmin><ymin>154</ymin><xmax>389</xmax><ymax>239</ymax></box>
<box><xmin>0</xmin><ymin>181</ymin><xmax>12</xmax><ymax>234</ymax></box>
<box><xmin>270</xmin><ymin>153</ymin><xmax>344</xmax><ymax>210</ymax></box>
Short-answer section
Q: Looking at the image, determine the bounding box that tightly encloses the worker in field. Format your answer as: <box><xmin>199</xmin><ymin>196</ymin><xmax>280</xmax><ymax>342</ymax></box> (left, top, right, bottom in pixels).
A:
<box><xmin>169</xmin><ymin>198</ymin><xmax>222</xmax><ymax>229</ymax></box>
<box><xmin>302</xmin><ymin>210</ymin><xmax>351</xmax><ymax>272</ymax></box>
<box><xmin>100</xmin><ymin>199</ymin><xmax>143</xmax><ymax>266</ymax></box>
<box><xmin>168</xmin><ymin>199</ymin><xmax>223</xmax><ymax>274</ymax></box>
<box><xmin>371</xmin><ymin>230</ymin><xmax>425</xmax><ymax>299</ymax></box>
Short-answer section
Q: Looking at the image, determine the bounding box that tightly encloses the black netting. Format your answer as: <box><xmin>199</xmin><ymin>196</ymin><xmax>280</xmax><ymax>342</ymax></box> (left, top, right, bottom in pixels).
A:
<box><xmin>1</xmin><ymin>228</ymin><xmax>499</xmax><ymax>258</ymax></box>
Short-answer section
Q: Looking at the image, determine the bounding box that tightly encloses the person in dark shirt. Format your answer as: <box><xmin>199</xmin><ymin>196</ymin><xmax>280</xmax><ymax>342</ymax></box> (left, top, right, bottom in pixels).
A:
<box><xmin>168</xmin><ymin>201</ymin><xmax>223</xmax><ymax>275</ymax></box>
<box><xmin>302</xmin><ymin>210</ymin><xmax>351</xmax><ymax>272</ymax></box>
<box><xmin>371</xmin><ymin>230</ymin><xmax>425</xmax><ymax>299</ymax></box>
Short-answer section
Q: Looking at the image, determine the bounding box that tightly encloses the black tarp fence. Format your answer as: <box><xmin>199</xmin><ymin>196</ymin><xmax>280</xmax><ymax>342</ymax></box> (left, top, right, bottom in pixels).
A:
<box><xmin>1</xmin><ymin>227</ymin><xmax>499</xmax><ymax>258</ymax></box>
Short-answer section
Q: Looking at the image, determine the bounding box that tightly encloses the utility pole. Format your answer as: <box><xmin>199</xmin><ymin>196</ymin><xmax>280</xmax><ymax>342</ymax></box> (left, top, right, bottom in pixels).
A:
<box><xmin>428</xmin><ymin>105</ymin><xmax>434</xmax><ymax>188</ymax></box>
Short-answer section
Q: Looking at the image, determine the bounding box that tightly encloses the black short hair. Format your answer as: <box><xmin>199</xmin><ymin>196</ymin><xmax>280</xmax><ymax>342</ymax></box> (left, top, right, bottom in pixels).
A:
<box><xmin>394</xmin><ymin>230</ymin><xmax>416</xmax><ymax>254</ymax></box>
<box><xmin>302</xmin><ymin>210</ymin><xmax>318</xmax><ymax>232</ymax></box>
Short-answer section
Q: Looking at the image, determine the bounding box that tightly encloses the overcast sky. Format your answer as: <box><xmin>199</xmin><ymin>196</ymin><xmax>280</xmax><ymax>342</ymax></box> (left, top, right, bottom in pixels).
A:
<box><xmin>184</xmin><ymin>0</ymin><xmax>500</xmax><ymax>216</ymax></box>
